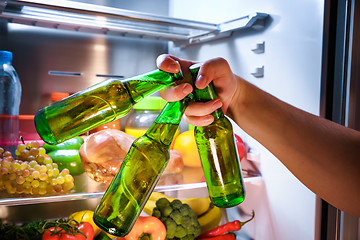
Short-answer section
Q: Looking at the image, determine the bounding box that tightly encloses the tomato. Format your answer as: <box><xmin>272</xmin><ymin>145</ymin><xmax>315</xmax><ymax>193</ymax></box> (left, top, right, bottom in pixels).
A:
<box><xmin>42</xmin><ymin>232</ymin><xmax>60</xmax><ymax>240</ymax></box>
<box><xmin>234</xmin><ymin>134</ymin><xmax>246</xmax><ymax>161</ymax></box>
<box><xmin>77</xmin><ymin>222</ymin><xmax>94</xmax><ymax>240</ymax></box>
<box><xmin>42</xmin><ymin>223</ymin><xmax>93</xmax><ymax>240</ymax></box>
<box><xmin>60</xmin><ymin>233</ymin><xmax>86</xmax><ymax>240</ymax></box>
<box><xmin>69</xmin><ymin>210</ymin><xmax>101</xmax><ymax>237</ymax></box>
<box><xmin>42</xmin><ymin>227</ymin><xmax>64</xmax><ymax>240</ymax></box>
<box><xmin>60</xmin><ymin>234</ymin><xmax>86</xmax><ymax>240</ymax></box>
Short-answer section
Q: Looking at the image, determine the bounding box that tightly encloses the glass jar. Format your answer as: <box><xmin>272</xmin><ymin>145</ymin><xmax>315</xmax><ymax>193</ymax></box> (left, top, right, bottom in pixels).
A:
<box><xmin>125</xmin><ymin>96</ymin><xmax>166</xmax><ymax>138</ymax></box>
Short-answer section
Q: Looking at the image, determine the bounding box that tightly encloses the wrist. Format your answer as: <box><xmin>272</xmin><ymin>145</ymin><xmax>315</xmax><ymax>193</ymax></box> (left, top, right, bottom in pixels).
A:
<box><xmin>227</xmin><ymin>75</ymin><xmax>246</xmax><ymax>120</ymax></box>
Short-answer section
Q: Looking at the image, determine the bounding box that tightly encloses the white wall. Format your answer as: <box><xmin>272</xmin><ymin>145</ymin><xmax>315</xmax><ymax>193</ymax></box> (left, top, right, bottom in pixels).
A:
<box><xmin>169</xmin><ymin>0</ymin><xmax>324</xmax><ymax>239</ymax></box>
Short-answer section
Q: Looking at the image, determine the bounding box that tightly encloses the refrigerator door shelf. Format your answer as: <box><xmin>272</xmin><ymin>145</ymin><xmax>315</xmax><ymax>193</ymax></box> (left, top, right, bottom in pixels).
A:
<box><xmin>251</xmin><ymin>66</ymin><xmax>265</xmax><ymax>78</ymax></box>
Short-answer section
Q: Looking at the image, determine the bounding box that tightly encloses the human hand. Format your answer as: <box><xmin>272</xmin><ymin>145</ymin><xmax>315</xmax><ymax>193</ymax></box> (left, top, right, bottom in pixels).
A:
<box><xmin>157</xmin><ymin>54</ymin><xmax>239</xmax><ymax>126</ymax></box>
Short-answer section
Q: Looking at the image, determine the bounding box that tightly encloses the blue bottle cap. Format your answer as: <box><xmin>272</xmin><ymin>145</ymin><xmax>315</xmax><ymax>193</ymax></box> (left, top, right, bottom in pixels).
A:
<box><xmin>0</xmin><ymin>51</ymin><xmax>13</xmax><ymax>63</ymax></box>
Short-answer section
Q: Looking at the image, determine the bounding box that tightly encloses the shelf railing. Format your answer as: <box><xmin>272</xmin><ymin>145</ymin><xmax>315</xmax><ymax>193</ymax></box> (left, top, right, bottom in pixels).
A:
<box><xmin>0</xmin><ymin>168</ymin><xmax>262</xmax><ymax>206</ymax></box>
<box><xmin>0</xmin><ymin>0</ymin><xmax>269</xmax><ymax>46</ymax></box>
<box><xmin>0</xmin><ymin>177</ymin><xmax>262</xmax><ymax>207</ymax></box>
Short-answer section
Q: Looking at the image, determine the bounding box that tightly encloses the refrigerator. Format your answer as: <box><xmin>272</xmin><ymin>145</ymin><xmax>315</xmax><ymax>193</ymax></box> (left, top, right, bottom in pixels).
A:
<box><xmin>169</xmin><ymin>0</ymin><xmax>360</xmax><ymax>239</ymax></box>
<box><xmin>0</xmin><ymin>0</ymin><xmax>359</xmax><ymax>239</ymax></box>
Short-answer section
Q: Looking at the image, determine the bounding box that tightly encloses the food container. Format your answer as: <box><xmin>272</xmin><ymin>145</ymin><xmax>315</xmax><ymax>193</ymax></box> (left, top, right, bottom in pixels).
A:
<box><xmin>125</xmin><ymin>96</ymin><xmax>167</xmax><ymax>138</ymax></box>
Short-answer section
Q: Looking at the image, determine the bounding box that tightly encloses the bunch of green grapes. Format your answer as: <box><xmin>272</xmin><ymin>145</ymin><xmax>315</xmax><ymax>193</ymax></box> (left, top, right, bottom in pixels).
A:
<box><xmin>0</xmin><ymin>141</ymin><xmax>74</xmax><ymax>195</ymax></box>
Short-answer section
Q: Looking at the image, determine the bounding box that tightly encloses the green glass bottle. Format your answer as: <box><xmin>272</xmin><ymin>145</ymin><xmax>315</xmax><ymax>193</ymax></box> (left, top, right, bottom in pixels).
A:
<box><xmin>190</xmin><ymin>63</ymin><xmax>245</xmax><ymax>208</ymax></box>
<box><xmin>34</xmin><ymin>69</ymin><xmax>183</xmax><ymax>144</ymax></box>
<box><xmin>93</xmin><ymin>95</ymin><xmax>191</xmax><ymax>237</ymax></box>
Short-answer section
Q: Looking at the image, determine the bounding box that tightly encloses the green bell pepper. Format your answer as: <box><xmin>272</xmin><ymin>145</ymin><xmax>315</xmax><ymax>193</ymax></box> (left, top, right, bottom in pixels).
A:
<box><xmin>43</xmin><ymin>136</ymin><xmax>84</xmax><ymax>153</ymax></box>
<box><xmin>44</xmin><ymin>136</ymin><xmax>85</xmax><ymax>176</ymax></box>
<box><xmin>47</xmin><ymin>149</ymin><xmax>84</xmax><ymax>176</ymax></box>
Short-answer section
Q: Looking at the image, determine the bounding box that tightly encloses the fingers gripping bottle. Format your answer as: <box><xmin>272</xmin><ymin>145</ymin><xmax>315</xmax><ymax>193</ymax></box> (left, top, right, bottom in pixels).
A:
<box><xmin>93</xmin><ymin>95</ymin><xmax>191</xmax><ymax>237</ymax></box>
<box><xmin>190</xmin><ymin>63</ymin><xmax>245</xmax><ymax>208</ymax></box>
<box><xmin>34</xmin><ymin>69</ymin><xmax>183</xmax><ymax>144</ymax></box>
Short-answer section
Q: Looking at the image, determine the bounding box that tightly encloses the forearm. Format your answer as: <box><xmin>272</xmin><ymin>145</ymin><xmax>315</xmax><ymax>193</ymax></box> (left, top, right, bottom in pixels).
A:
<box><xmin>229</xmin><ymin>76</ymin><xmax>360</xmax><ymax>217</ymax></box>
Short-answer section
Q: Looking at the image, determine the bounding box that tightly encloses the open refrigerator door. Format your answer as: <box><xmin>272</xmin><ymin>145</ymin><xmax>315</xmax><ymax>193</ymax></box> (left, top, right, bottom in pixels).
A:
<box><xmin>0</xmin><ymin>0</ymin><xmax>359</xmax><ymax>239</ymax></box>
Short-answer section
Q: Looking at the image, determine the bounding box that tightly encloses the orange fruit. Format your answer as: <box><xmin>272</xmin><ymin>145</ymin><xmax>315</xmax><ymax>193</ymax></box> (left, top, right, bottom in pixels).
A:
<box><xmin>173</xmin><ymin>129</ymin><xmax>202</xmax><ymax>167</ymax></box>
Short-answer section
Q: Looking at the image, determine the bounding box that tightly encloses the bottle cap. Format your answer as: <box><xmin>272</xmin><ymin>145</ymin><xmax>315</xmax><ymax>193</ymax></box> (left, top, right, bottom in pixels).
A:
<box><xmin>0</xmin><ymin>51</ymin><xmax>13</xmax><ymax>63</ymax></box>
<box><xmin>51</xmin><ymin>92</ymin><xmax>70</xmax><ymax>102</ymax></box>
<box><xmin>133</xmin><ymin>96</ymin><xmax>167</xmax><ymax>111</ymax></box>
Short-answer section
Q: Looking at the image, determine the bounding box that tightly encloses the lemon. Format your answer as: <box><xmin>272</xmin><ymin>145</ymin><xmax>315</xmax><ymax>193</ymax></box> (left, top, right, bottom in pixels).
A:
<box><xmin>173</xmin><ymin>130</ymin><xmax>202</xmax><ymax>167</ymax></box>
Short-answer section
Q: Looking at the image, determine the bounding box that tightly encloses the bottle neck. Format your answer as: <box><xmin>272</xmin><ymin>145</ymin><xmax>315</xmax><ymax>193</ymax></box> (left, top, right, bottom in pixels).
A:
<box><xmin>189</xmin><ymin>65</ymin><xmax>224</xmax><ymax>120</ymax></box>
<box><xmin>124</xmin><ymin>69</ymin><xmax>183</xmax><ymax>104</ymax></box>
<box><xmin>146</xmin><ymin>96</ymin><xmax>191</xmax><ymax>147</ymax></box>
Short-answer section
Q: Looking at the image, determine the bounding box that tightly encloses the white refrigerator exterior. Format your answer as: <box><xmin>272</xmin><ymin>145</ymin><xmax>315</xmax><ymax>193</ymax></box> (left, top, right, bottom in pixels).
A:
<box><xmin>169</xmin><ymin>0</ymin><xmax>325</xmax><ymax>239</ymax></box>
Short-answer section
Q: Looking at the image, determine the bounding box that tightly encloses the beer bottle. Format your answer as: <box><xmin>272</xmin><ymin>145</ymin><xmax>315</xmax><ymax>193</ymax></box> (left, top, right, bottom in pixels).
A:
<box><xmin>190</xmin><ymin>63</ymin><xmax>245</xmax><ymax>208</ymax></box>
<box><xmin>34</xmin><ymin>69</ymin><xmax>183</xmax><ymax>144</ymax></box>
<box><xmin>93</xmin><ymin>95</ymin><xmax>191</xmax><ymax>237</ymax></box>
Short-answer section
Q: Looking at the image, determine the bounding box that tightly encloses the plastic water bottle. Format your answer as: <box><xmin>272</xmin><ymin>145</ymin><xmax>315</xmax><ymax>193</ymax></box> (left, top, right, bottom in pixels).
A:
<box><xmin>0</xmin><ymin>51</ymin><xmax>22</xmax><ymax>154</ymax></box>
